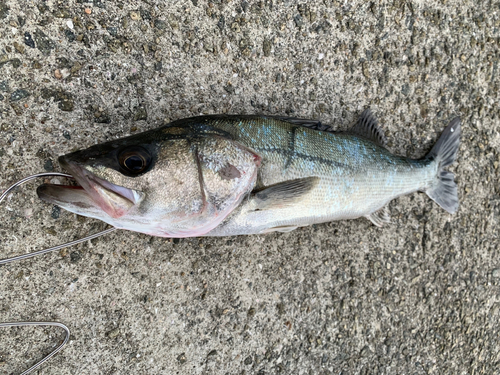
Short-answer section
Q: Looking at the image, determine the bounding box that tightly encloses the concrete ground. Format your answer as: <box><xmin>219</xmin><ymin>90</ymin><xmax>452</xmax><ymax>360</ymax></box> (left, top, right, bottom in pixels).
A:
<box><xmin>0</xmin><ymin>0</ymin><xmax>499</xmax><ymax>374</ymax></box>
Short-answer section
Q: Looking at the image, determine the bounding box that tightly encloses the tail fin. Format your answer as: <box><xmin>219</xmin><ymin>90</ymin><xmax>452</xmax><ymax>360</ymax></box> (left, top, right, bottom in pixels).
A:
<box><xmin>425</xmin><ymin>117</ymin><xmax>461</xmax><ymax>214</ymax></box>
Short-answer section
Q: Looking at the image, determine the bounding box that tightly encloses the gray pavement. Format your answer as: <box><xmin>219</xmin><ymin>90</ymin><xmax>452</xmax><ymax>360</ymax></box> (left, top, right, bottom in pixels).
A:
<box><xmin>0</xmin><ymin>0</ymin><xmax>499</xmax><ymax>374</ymax></box>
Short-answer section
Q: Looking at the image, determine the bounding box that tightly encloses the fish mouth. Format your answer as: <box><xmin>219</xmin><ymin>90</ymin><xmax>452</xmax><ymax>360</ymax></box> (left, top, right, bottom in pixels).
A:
<box><xmin>37</xmin><ymin>157</ymin><xmax>143</xmax><ymax>218</ymax></box>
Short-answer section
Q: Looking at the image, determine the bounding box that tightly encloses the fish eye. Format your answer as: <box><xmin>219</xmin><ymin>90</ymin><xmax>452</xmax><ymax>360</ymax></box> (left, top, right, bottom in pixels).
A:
<box><xmin>118</xmin><ymin>146</ymin><xmax>151</xmax><ymax>174</ymax></box>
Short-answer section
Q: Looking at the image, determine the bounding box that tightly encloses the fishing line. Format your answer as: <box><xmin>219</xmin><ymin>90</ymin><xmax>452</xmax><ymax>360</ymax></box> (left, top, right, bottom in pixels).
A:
<box><xmin>0</xmin><ymin>172</ymin><xmax>116</xmax><ymax>374</ymax></box>
<box><xmin>0</xmin><ymin>321</ymin><xmax>70</xmax><ymax>375</ymax></box>
<box><xmin>0</xmin><ymin>172</ymin><xmax>117</xmax><ymax>265</ymax></box>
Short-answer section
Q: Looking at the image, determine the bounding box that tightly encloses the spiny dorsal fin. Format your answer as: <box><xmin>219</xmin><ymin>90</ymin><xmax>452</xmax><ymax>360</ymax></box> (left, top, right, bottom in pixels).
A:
<box><xmin>268</xmin><ymin>116</ymin><xmax>334</xmax><ymax>132</ymax></box>
<box><xmin>349</xmin><ymin>109</ymin><xmax>387</xmax><ymax>146</ymax></box>
<box><xmin>365</xmin><ymin>205</ymin><xmax>391</xmax><ymax>227</ymax></box>
<box><xmin>253</xmin><ymin>177</ymin><xmax>320</xmax><ymax>211</ymax></box>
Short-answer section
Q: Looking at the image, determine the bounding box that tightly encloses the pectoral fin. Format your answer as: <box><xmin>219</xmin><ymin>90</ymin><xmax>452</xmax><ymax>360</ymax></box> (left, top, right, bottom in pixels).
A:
<box><xmin>366</xmin><ymin>205</ymin><xmax>391</xmax><ymax>227</ymax></box>
<box><xmin>253</xmin><ymin>177</ymin><xmax>320</xmax><ymax>211</ymax></box>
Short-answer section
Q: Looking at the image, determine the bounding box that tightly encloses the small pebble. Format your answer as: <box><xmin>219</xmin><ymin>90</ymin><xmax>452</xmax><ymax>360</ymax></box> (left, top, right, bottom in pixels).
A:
<box><xmin>106</xmin><ymin>328</ymin><xmax>120</xmax><ymax>339</ymax></box>
<box><xmin>177</xmin><ymin>353</ymin><xmax>187</xmax><ymax>364</ymax></box>
<box><xmin>10</xmin><ymin>89</ymin><xmax>29</xmax><ymax>102</ymax></box>
<box><xmin>13</xmin><ymin>41</ymin><xmax>24</xmax><ymax>54</ymax></box>
<box><xmin>70</xmin><ymin>251</ymin><xmax>82</xmax><ymax>263</ymax></box>
<box><xmin>51</xmin><ymin>205</ymin><xmax>60</xmax><ymax>219</ymax></box>
<box><xmin>84</xmin><ymin>8</ymin><xmax>91</xmax><ymax>15</ymax></box>
<box><xmin>44</xmin><ymin>159</ymin><xmax>54</xmax><ymax>171</ymax></box>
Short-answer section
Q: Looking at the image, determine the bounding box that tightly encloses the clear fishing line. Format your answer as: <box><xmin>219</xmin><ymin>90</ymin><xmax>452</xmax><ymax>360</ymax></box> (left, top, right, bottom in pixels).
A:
<box><xmin>0</xmin><ymin>172</ymin><xmax>116</xmax><ymax>374</ymax></box>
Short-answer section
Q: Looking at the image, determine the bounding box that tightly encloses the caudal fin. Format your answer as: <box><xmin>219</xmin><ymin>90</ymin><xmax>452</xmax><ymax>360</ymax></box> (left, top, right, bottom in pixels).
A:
<box><xmin>425</xmin><ymin>117</ymin><xmax>461</xmax><ymax>214</ymax></box>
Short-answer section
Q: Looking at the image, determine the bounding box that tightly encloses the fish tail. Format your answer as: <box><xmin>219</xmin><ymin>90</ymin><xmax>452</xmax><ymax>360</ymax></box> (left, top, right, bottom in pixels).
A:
<box><xmin>424</xmin><ymin>117</ymin><xmax>461</xmax><ymax>213</ymax></box>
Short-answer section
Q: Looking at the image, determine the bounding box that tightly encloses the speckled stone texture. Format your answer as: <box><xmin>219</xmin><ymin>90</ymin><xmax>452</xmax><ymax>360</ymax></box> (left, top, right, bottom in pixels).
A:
<box><xmin>0</xmin><ymin>0</ymin><xmax>499</xmax><ymax>374</ymax></box>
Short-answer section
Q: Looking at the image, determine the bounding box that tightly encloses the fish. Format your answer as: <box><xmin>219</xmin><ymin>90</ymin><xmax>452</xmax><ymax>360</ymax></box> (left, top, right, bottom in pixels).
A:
<box><xmin>37</xmin><ymin>109</ymin><xmax>460</xmax><ymax>237</ymax></box>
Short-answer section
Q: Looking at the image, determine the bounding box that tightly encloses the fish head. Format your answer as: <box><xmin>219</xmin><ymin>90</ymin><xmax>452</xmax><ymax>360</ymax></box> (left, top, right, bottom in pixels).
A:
<box><xmin>37</xmin><ymin>126</ymin><xmax>261</xmax><ymax>237</ymax></box>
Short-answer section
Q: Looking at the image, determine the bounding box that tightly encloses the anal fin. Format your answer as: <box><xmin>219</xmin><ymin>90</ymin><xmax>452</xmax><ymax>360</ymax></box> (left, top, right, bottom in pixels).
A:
<box><xmin>253</xmin><ymin>177</ymin><xmax>319</xmax><ymax>211</ymax></box>
<box><xmin>260</xmin><ymin>225</ymin><xmax>298</xmax><ymax>234</ymax></box>
<box><xmin>365</xmin><ymin>205</ymin><xmax>391</xmax><ymax>227</ymax></box>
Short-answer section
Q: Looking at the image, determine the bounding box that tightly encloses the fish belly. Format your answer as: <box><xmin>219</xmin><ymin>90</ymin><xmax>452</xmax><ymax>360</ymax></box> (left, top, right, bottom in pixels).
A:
<box><xmin>208</xmin><ymin>168</ymin><xmax>432</xmax><ymax>236</ymax></box>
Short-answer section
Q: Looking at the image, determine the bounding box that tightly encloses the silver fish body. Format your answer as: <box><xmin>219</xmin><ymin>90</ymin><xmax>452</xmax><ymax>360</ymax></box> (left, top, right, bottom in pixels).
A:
<box><xmin>189</xmin><ymin>112</ymin><xmax>459</xmax><ymax>235</ymax></box>
<box><xmin>37</xmin><ymin>110</ymin><xmax>460</xmax><ymax>237</ymax></box>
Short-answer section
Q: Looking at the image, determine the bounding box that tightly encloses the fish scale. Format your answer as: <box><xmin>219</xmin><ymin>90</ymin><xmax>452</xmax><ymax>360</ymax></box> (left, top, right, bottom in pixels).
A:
<box><xmin>199</xmin><ymin>113</ymin><xmax>458</xmax><ymax>235</ymax></box>
<box><xmin>37</xmin><ymin>110</ymin><xmax>460</xmax><ymax>237</ymax></box>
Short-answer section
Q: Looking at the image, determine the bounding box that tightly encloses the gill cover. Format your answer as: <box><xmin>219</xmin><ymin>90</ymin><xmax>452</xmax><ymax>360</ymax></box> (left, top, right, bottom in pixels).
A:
<box><xmin>38</xmin><ymin>126</ymin><xmax>261</xmax><ymax>237</ymax></box>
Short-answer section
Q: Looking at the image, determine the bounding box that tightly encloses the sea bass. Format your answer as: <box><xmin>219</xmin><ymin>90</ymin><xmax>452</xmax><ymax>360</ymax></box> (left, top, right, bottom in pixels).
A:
<box><xmin>37</xmin><ymin>109</ymin><xmax>460</xmax><ymax>237</ymax></box>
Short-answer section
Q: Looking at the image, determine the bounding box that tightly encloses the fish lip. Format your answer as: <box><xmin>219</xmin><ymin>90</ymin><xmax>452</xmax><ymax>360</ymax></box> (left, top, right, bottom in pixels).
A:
<box><xmin>57</xmin><ymin>156</ymin><xmax>142</xmax><ymax>218</ymax></box>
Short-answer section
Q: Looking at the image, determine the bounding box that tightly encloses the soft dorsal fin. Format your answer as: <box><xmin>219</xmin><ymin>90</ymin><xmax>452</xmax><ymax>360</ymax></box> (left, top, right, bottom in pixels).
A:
<box><xmin>349</xmin><ymin>109</ymin><xmax>387</xmax><ymax>146</ymax></box>
<box><xmin>365</xmin><ymin>205</ymin><xmax>391</xmax><ymax>227</ymax></box>
<box><xmin>252</xmin><ymin>177</ymin><xmax>320</xmax><ymax>211</ymax></box>
<box><xmin>268</xmin><ymin>116</ymin><xmax>334</xmax><ymax>132</ymax></box>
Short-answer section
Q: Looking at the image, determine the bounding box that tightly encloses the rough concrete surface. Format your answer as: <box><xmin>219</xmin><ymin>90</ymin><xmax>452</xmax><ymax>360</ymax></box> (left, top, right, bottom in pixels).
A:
<box><xmin>0</xmin><ymin>0</ymin><xmax>499</xmax><ymax>374</ymax></box>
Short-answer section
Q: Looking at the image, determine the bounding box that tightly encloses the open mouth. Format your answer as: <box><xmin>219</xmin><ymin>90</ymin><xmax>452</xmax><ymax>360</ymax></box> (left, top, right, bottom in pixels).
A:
<box><xmin>37</xmin><ymin>159</ymin><xmax>143</xmax><ymax>219</ymax></box>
